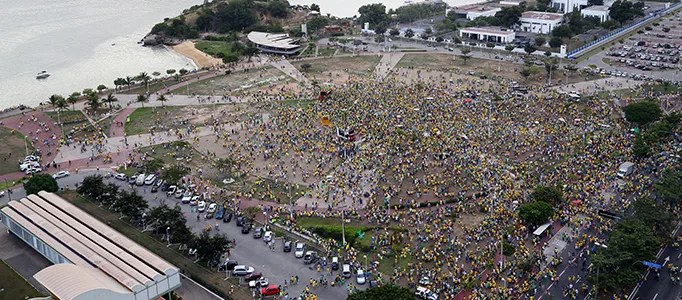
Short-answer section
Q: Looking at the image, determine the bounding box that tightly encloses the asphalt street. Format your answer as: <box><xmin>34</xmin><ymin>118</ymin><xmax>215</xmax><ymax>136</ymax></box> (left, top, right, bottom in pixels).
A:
<box><xmin>15</xmin><ymin>169</ymin><xmax>365</xmax><ymax>299</ymax></box>
<box><xmin>633</xmin><ymin>223</ymin><xmax>682</xmax><ymax>300</ymax></box>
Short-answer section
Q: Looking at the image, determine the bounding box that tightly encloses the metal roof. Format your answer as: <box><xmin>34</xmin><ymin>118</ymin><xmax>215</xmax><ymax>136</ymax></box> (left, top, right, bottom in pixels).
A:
<box><xmin>34</xmin><ymin>264</ymin><xmax>134</xmax><ymax>300</ymax></box>
<box><xmin>247</xmin><ymin>31</ymin><xmax>301</xmax><ymax>50</ymax></box>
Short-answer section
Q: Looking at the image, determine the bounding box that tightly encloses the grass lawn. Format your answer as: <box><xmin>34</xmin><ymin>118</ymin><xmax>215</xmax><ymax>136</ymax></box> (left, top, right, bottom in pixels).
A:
<box><xmin>293</xmin><ymin>56</ymin><xmax>381</xmax><ymax>78</ymax></box>
<box><xmin>45</xmin><ymin>110</ymin><xmax>91</xmax><ymax>136</ymax></box>
<box><xmin>194</xmin><ymin>41</ymin><xmax>239</xmax><ymax>58</ymax></box>
<box><xmin>0</xmin><ymin>259</ymin><xmax>44</xmax><ymax>299</ymax></box>
<box><xmin>395</xmin><ymin>53</ymin><xmax>453</xmax><ymax>69</ymax></box>
<box><xmin>317</xmin><ymin>47</ymin><xmax>336</xmax><ymax>57</ymax></box>
<box><xmin>122</xmin><ymin>73</ymin><xmax>205</xmax><ymax>95</ymax></box>
<box><xmin>0</xmin><ymin>177</ymin><xmax>28</xmax><ymax>191</ymax></box>
<box><xmin>0</xmin><ymin>127</ymin><xmax>34</xmax><ymax>175</ymax></box>
<box><xmin>124</xmin><ymin>106</ymin><xmax>180</xmax><ymax>135</ymax></box>
<box><xmin>58</xmin><ymin>191</ymin><xmax>252</xmax><ymax>300</ymax></box>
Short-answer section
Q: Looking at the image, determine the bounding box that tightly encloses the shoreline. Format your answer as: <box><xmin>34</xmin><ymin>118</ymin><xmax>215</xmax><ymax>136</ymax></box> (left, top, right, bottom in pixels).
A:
<box><xmin>168</xmin><ymin>40</ymin><xmax>222</xmax><ymax>70</ymax></box>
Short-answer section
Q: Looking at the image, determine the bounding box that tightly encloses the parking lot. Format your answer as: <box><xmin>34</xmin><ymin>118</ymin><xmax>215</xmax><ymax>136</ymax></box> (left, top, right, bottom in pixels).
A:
<box><xmin>605</xmin><ymin>11</ymin><xmax>682</xmax><ymax>72</ymax></box>
<box><xmin>49</xmin><ymin>170</ymin><xmax>368</xmax><ymax>299</ymax></box>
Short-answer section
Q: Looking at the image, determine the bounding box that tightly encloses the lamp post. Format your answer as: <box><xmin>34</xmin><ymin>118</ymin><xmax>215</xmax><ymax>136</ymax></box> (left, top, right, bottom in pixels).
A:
<box><xmin>166</xmin><ymin>227</ymin><xmax>171</xmax><ymax>246</ymax></box>
<box><xmin>364</xmin><ymin>255</ymin><xmax>367</xmax><ymax>269</ymax></box>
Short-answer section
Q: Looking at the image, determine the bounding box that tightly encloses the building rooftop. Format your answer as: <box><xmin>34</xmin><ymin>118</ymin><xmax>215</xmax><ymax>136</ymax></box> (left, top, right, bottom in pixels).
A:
<box><xmin>453</xmin><ymin>4</ymin><xmax>500</xmax><ymax>13</ymax></box>
<box><xmin>581</xmin><ymin>5</ymin><xmax>610</xmax><ymax>11</ymax></box>
<box><xmin>460</xmin><ymin>26</ymin><xmax>515</xmax><ymax>35</ymax></box>
<box><xmin>0</xmin><ymin>192</ymin><xmax>180</xmax><ymax>299</ymax></box>
<box><xmin>521</xmin><ymin>11</ymin><xmax>565</xmax><ymax>21</ymax></box>
<box><xmin>247</xmin><ymin>31</ymin><xmax>300</xmax><ymax>50</ymax></box>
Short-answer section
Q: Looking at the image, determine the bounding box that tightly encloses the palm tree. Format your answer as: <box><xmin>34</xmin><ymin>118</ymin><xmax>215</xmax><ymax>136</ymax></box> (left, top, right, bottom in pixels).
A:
<box><xmin>102</xmin><ymin>93</ymin><xmax>118</xmax><ymax>108</ymax></box>
<box><xmin>67</xmin><ymin>93</ymin><xmax>79</xmax><ymax>110</ymax></box>
<box><xmin>135</xmin><ymin>94</ymin><xmax>148</xmax><ymax>108</ymax></box>
<box><xmin>48</xmin><ymin>94</ymin><xmax>63</xmax><ymax>110</ymax></box>
<box><xmin>125</xmin><ymin>76</ymin><xmax>135</xmax><ymax>87</ymax></box>
<box><xmin>86</xmin><ymin>93</ymin><xmax>101</xmax><ymax>111</ymax></box>
<box><xmin>157</xmin><ymin>94</ymin><xmax>168</xmax><ymax>107</ymax></box>
<box><xmin>55</xmin><ymin>98</ymin><xmax>67</xmax><ymax>111</ymax></box>
<box><xmin>138</xmin><ymin>72</ymin><xmax>151</xmax><ymax>93</ymax></box>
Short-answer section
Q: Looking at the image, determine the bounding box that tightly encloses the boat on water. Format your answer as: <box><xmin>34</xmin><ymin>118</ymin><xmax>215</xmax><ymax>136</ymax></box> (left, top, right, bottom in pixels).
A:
<box><xmin>36</xmin><ymin>71</ymin><xmax>50</xmax><ymax>79</ymax></box>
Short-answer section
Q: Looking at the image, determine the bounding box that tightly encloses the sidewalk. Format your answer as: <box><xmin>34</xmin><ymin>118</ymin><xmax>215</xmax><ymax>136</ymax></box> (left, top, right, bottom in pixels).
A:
<box><xmin>373</xmin><ymin>53</ymin><xmax>404</xmax><ymax>79</ymax></box>
<box><xmin>269</xmin><ymin>59</ymin><xmax>309</xmax><ymax>83</ymax></box>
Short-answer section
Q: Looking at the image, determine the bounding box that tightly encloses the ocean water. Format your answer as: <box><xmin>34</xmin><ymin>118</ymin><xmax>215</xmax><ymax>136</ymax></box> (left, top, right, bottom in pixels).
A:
<box><xmin>0</xmin><ymin>0</ymin><xmax>202</xmax><ymax>109</ymax></box>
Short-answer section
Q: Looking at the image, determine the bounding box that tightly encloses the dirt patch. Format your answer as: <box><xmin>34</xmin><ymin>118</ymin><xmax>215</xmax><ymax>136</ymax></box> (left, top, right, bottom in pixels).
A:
<box><xmin>177</xmin><ymin>67</ymin><xmax>289</xmax><ymax>95</ymax></box>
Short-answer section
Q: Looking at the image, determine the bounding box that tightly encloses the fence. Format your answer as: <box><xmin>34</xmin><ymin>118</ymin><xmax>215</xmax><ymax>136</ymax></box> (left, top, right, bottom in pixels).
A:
<box><xmin>568</xmin><ymin>2</ymin><xmax>682</xmax><ymax>59</ymax></box>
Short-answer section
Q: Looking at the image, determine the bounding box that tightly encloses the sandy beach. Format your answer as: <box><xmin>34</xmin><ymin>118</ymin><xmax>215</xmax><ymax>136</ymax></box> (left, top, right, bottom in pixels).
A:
<box><xmin>170</xmin><ymin>40</ymin><xmax>222</xmax><ymax>69</ymax></box>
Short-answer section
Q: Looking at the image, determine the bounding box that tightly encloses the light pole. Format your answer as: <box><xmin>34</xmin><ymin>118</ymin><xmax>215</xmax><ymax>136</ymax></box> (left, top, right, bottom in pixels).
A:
<box><xmin>364</xmin><ymin>255</ymin><xmax>367</xmax><ymax>269</ymax></box>
<box><xmin>166</xmin><ymin>227</ymin><xmax>171</xmax><ymax>246</ymax></box>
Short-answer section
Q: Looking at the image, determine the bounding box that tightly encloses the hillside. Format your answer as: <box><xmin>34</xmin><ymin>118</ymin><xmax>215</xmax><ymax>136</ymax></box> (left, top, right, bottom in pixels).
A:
<box><xmin>145</xmin><ymin>0</ymin><xmax>309</xmax><ymax>46</ymax></box>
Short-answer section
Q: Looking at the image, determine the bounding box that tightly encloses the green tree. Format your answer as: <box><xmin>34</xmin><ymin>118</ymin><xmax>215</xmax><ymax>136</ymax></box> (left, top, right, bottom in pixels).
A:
<box><xmin>215</xmin><ymin>0</ymin><xmax>257</xmax><ymax>32</ymax></box>
<box><xmin>601</xmin><ymin>19</ymin><xmax>621</xmax><ymax>30</ymax></box>
<box><xmin>632</xmin><ymin>132</ymin><xmax>651</xmax><ymax>158</ymax></box>
<box><xmin>152</xmin><ymin>71</ymin><xmax>161</xmax><ymax>77</ymax></box>
<box><xmin>518</xmin><ymin>201</ymin><xmax>554</xmax><ymax>226</ymax></box>
<box><xmin>179</xmin><ymin>68</ymin><xmax>189</xmax><ymax>75</ymax></box>
<box><xmin>55</xmin><ymin>98</ymin><xmax>67</xmax><ymax>112</ymax></box>
<box><xmin>86</xmin><ymin>92</ymin><xmax>101</xmax><ymax>111</ymax></box>
<box><xmin>524</xmin><ymin>44</ymin><xmax>537</xmax><ymax>55</ymax></box>
<box><xmin>137</xmin><ymin>72</ymin><xmax>151</xmax><ymax>92</ymax></box>
<box><xmin>166</xmin><ymin>69</ymin><xmax>177</xmax><ymax>76</ymax></box>
<box><xmin>190</xmin><ymin>231</ymin><xmax>230</xmax><ymax>265</ymax></box>
<box><xmin>535</xmin><ymin>36</ymin><xmax>546</xmax><ymax>47</ymax></box>
<box><xmin>161</xmin><ymin>164</ymin><xmax>190</xmax><ymax>185</ymax></box>
<box><xmin>494</xmin><ymin>6</ymin><xmax>523</xmax><ymax>28</ymax></box>
<box><xmin>136</xmin><ymin>94</ymin><xmax>149</xmax><ymax>108</ymax></box>
<box><xmin>532</xmin><ymin>185</ymin><xmax>563</xmax><ymax>205</ymax></box>
<box><xmin>654</xmin><ymin>168</ymin><xmax>682</xmax><ymax>206</ymax></box>
<box><xmin>77</xmin><ymin>175</ymin><xmax>105</xmax><ymax>200</ymax></box>
<box><xmin>549</xmin><ymin>36</ymin><xmax>563</xmax><ymax>48</ymax></box>
<box><xmin>436</xmin><ymin>36</ymin><xmax>444</xmax><ymax>43</ymax></box>
<box><xmin>67</xmin><ymin>92</ymin><xmax>79</xmax><ymax>110</ymax></box>
<box><xmin>375</xmin><ymin>35</ymin><xmax>386</xmax><ymax>43</ymax></box>
<box><xmin>460</xmin><ymin>48</ymin><xmax>472</xmax><ymax>65</ymax></box>
<box><xmin>358</xmin><ymin>3</ymin><xmax>388</xmax><ymax>28</ymax></box>
<box><xmin>310</xmin><ymin>3</ymin><xmax>320</xmax><ymax>12</ymax></box>
<box><xmin>114</xmin><ymin>190</ymin><xmax>148</xmax><ymax>219</ymax></box>
<box><xmin>609</xmin><ymin>0</ymin><xmax>645</xmax><ymax>25</ymax></box>
<box><xmin>505</xmin><ymin>45</ymin><xmax>515</xmax><ymax>52</ymax></box>
<box><xmin>389</xmin><ymin>28</ymin><xmax>400</xmax><ymax>36</ymax></box>
<box><xmin>24</xmin><ymin>174</ymin><xmax>59</xmax><ymax>195</ymax></box>
<box><xmin>404</xmin><ymin>28</ymin><xmax>415</xmax><ymax>38</ymax></box>
<box><xmin>157</xmin><ymin>94</ymin><xmax>168</xmax><ymax>107</ymax></box>
<box><xmin>623</xmin><ymin>101</ymin><xmax>662</xmax><ymax>125</ymax></box>
<box><xmin>268</xmin><ymin>0</ymin><xmax>288</xmax><ymax>18</ymax></box>
<box><xmin>347</xmin><ymin>284</ymin><xmax>416</xmax><ymax>300</ymax></box>
<box><xmin>142</xmin><ymin>158</ymin><xmax>164</xmax><ymax>173</ymax></box>
<box><xmin>307</xmin><ymin>16</ymin><xmax>330</xmax><ymax>33</ymax></box>
<box><xmin>102</xmin><ymin>93</ymin><xmax>118</xmax><ymax>109</ymax></box>
<box><xmin>552</xmin><ymin>25</ymin><xmax>573</xmax><ymax>38</ymax></box>
<box><xmin>48</xmin><ymin>94</ymin><xmax>64</xmax><ymax>110</ymax></box>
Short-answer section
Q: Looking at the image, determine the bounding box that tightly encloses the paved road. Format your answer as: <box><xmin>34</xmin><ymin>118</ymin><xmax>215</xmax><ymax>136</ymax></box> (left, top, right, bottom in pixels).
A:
<box><xmin>634</xmin><ymin>223</ymin><xmax>682</xmax><ymax>300</ymax></box>
<box><xmin>21</xmin><ymin>170</ymin><xmax>365</xmax><ymax>299</ymax></box>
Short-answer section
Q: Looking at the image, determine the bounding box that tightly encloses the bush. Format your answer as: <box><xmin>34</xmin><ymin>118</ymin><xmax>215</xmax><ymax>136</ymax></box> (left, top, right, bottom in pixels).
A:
<box><xmin>24</xmin><ymin>174</ymin><xmax>59</xmax><ymax>195</ymax></box>
<box><xmin>309</xmin><ymin>225</ymin><xmax>374</xmax><ymax>246</ymax></box>
<box><xmin>645</xmin><ymin>26</ymin><xmax>653</xmax><ymax>31</ymax></box>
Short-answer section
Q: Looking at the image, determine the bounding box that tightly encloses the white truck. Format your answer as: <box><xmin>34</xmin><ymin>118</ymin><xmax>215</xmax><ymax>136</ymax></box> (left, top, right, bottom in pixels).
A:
<box><xmin>617</xmin><ymin>162</ymin><xmax>635</xmax><ymax>179</ymax></box>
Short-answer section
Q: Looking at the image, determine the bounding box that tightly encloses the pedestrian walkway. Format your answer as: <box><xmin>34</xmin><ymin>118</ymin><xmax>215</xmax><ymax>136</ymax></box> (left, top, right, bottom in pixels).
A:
<box><xmin>109</xmin><ymin>107</ymin><xmax>135</xmax><ymax>137</ymax></box>
<box><xmin>270</xmin><ymin>59</ymin><xmax>309</xmax><ymax>83</ymax></box>
<box><xmin>373</xmin><ymin>53</ymin><xmax>404</xmax><ymax>78</ymax></box>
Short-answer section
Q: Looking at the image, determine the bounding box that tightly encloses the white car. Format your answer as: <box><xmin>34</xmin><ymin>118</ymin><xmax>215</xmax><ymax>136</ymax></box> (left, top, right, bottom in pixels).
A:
<box><xmin>166</xmin><ymin>185</ymin><xmax>177</xmax><ymax>196</ymax></box>
<box><xmin>356</xmin><ymin>269</ymin><xmax>366</xmax><ymax>284</ymax></box>
<box><xmin>174</xmin><ymin>189</ymin><xmax>184</xmax><ymax>198</ymax></box>
<box><xmin>232</xmin><ymin>265</ymin><xmax>255</xmax><ymax>276</ymax></box>
<box><xmin>248</xmin><ymin>277</ymin><xmax>269</xmax><ymax>288</ymax></box>
<box><xmin>144</xmin><ymin>174</ymin><xmax>156</xmax><ymax>185</ymax></box>
<box><xmin>26</xmin><ymin>167</ymin><xmax>42</xmax><ymax>175</ymax></box>
<box><xmin>263</xmin><ymin>231</ymin><xmax>273</xmax><ymax>242</ymax></box>
<box><xmin>295</xmin><ymin>242</ymin><xmax>305</xmax><ymax>258</ymax></box>
<box><xmin>197</xmin><ymin>201</ymin><xmax>206</xmax><ymax>212</ymax></box>
<box><xmin>114</xmin><ymin>173</ymin><xmax>127</xmax><ymax>181</ymax></box>
<box><xmin>207</xmin><ymin>203</ymin><xmax>217</xmax><ymax>213</ymax></box>
<box><xmin>19</xmin><ymin>161</ymin><xmax>40</xmax><ymax>171</ymax></box>
<box><xmin>52</xmin><ymin>171</ymin><xmax>70</xmax><ymax>179</ymax></box>
<box><xmin>181</xmin><ymin>192</ymin><xmax>193</xmax><ymax>203</ymax></box>
<box><xmin>189</xmin><ymin>196</ymin><xmax>199</xmax><ymax>206</ymax></box>
<box><xmin>24</xmin><ymin>155</ymin><xmax>39</xmax><ymax>162</ymax></box>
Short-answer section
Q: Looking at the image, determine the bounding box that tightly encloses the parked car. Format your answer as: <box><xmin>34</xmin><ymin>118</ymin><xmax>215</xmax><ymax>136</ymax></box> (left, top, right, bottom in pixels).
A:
<box><xmin>295</xmin><ymin>242</ymin><xmax>305</xmax><ymax>258</ymax></box>
<box><xmin>207</xmin><ymin>203</ymin><xmax>217</xmax><ymax>213</ymax></box>
<box><xmin>136</xmin><ymin>174</ymin><xmax>146</xmax><ymax>186</ymax></box>
<box><xmin>218</xmin><ymin>260</ymin><xmax>239</xmax><ymax>272</ymax></box>
<box><xmin>181</xmin><ymin>191</ymin><xmax>193</xmax><ymax>203</ymax></box>
<box><xmin>128</xmin><ymin>175</ymin><xmax>137</xmax><ymax>185</ymax></box>
<box><xmin>356</xmin><ymin>269</ymin><xmax>366</xmax><ymax>284</ymax></box>
<box><xmin>232</xmin><ymin>265</ymin><xmax>255</xmax><ymax>276</ymax></box>
<box><xmin>223</xmin><ymin>213</ymin><xmax>233</xmax><ymax>223</ymax></box>
<box><xmin>342</xmin><ymin>264</ymin><xmax>352</xmax><ymax>278</ymax></box>
<box><xmin>26</xmin><ymin>167</ymin><xmax>42</xmax><ymax>175</ymax></box>
<box><xmin>283</xmin><ymin>240</ymin><xmax>292</xmax><ymax>252</ymax></box>
<box><xmin>150</xmin><ymin>185</ymin><xmax>159</xmax><ymax>193</ymax></box>
<box><xmin>236</xmin><ymin>217</ymin><xmax>245</xmax><ymax>226</ymax></box>
<box><xmin>166</xmin><ymin>185</ymin><xmax>177</xmax><ymax>196</ymax></box>
<box><xmin>248</xmin><ymin>277</ymin><xmax>268</xmax><ymax>288</ymax></box>
<box><xmin>174</xmin><ymin>189</ymin><xmax>184</xmax><ymax>198</ymax></box>
<box><xmin>331</xmin><ymin>257</ymin><xmax>339</xmax><ymax>270</ymax></box>
<box><xmin>144</xmin><ymin>174</ymin><xmax>156</xmax><ymax>185</ymax></box>
<box><xmin>263</xmin><ymin>231</ymin><xmax>273</xmax><ymax>243</ymax></box>
<box><xmin>253</xmin><ymin>228</ymin><xmax>263</xmax><ymax>239</ymax></box>
<box><xmin>189</xmin><ymin>196</ymin><xmax>199</xmax><ymax>206</ymax></box>
<box><xmin>52</xmin><ymin>171</ymin><xmax>70</xmax><ymax>179</ymax></box>
<box><xmin>303</xmin><ymin>251</ymin><xmax>317</xmax><ymax>264</ymax></box>
<box><xmin>244</xmin><ymin>272</ymin><xmax>262</xmax><ymax>281</ymax></box>
<box><xmin>114</xmin><ymin>173</ymin><xmax>127</xmax><ymax>181</ymax></box>
<box><xmin>241</xmin><ymin>224</ymin><xmax>251</xmax><ymax>234</ymax></box>
<box><xmin>215</xmin><ymin>207</ymin><xmax>224</xmax><ymax>220</ymax></box>
<box><xmin>259</xmin><ymin>285</ymin><xmax>281</xmax><ymax>296</ymax></box>
<box><xmin>197</xmin><ymin>201</ymin><xmax>206</xmax><ymax>212</ymax></box>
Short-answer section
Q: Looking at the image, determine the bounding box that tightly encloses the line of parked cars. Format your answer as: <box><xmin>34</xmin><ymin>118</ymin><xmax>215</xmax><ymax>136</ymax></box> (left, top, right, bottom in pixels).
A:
<box><xmin>19</xmin><ymin>155</ymin><xmax>42</xmax><ymax>175</ymax></box>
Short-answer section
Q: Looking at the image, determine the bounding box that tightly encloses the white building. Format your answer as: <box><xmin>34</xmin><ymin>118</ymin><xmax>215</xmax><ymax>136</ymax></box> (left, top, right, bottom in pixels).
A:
<box><xmin>499</xmin><ymin>0</ymin><xmax>522</xmax><ymax>6</ymax></box>
<box><xmin>519</xmin><ymin>11</ymin><xmax>564</xmax><ymax>34</ymax></box>
<box><xmin>581</xmin><ymin>5</ymin><xmax>610</xmax><ymax>22</ymax></box>
<box><xmin>452</xmin><ymin>4</ymin><xmax>502</xmax><ymax>20</ymax></box>
<box><xmin>460</xmin><ymin>27</ymin><xmax>516</xmax><ymax>44</ymax></box>
<box><xmin>550</xmin><ymin>0</ymin><xmax>588</xmax><ymax>13</ymax></box>
<box><xmin>247</xmin><ymin>31</ymin><xmax>301</xmax><ymax>55</ymax></box>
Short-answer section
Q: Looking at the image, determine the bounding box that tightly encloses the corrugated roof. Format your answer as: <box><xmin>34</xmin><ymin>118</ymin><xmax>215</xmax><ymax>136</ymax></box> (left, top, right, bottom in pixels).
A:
<box><xmin>34</xmin><ymin>264</ymin><xmax>134</xmax><ymax>300</ymax></box>
<box><xmin>247</xmin><ymin>31</ymin><xmax>300</xmax><ymax>50</ymax></box>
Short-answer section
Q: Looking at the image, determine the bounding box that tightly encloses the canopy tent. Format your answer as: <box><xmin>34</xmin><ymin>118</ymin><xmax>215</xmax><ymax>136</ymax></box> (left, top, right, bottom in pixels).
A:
<box><xmin>533</xmin><ymin>223</ymin><xmax>552</xmax><ymax>236</ymax></box>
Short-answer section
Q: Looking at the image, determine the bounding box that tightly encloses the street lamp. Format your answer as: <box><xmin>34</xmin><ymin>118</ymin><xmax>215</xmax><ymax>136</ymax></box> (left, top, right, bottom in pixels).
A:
<box><xmin>364</xmin><ymin>255</ymin><xmax>367</xmax><ymax>269</ymax></box>
<box><xmin>166</xmin><ymin>227</ymin><xmax>171</xmax><ymax>246</ymax></box>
